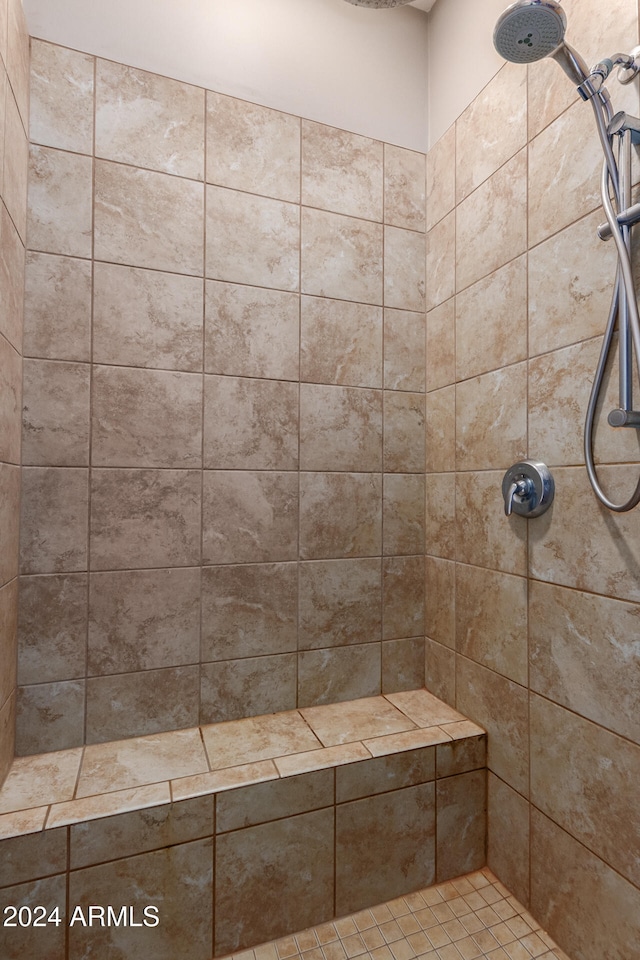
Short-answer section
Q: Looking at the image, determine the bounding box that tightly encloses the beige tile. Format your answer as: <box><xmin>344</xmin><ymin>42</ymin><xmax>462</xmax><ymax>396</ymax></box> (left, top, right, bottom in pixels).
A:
<box><xmin>426</xmin><ymin>124</ymin><xmax>455</xmax><ymax>232</ymax></box>
<box><xmin>302</xmin><ymin>207</ymin><xmax>383</xmax><ymax>305</ymax></box>
<box><xmin>528</xmin><ymin>338</ymin><xmax>601</xmax><ymax>467</ymax></box>
<box><xmin>4</xmin><ymin>85</ymin><xmax>28</xmax><ymax>240</ymax></box>
<box><xmin>299</xmin><ymin>558</ymin><xmax>381</xmax><ymax>650</ymax></box>
<box><xmin>337</xmin><ymin>748</ymin><xmax>435</xmax><ymax>804</ymax></box>
<box><xmin>456</xmin><ymin>471</ymin><xmax>527</xmax><ymax>576</ymax></box>
<box><xmin>171</xmin><ymin>760</ymin><xmax>279</xmax><ymax>802</ymax></box>
<box><xmin>207</xmin><ymin>91</ymin><xmax>300</xmax><ymax>202</ymax></box>
<box><xmin>0</xmin><ymin>204</ymin><xmax>25</xmax><ymax>354</ymax></box>
<box><xmin>94</xmin><ymin>159</ymin><xmax>204</xmax><ymax>274</ymax></box>
<box><xmin>70</xmin><ymin>794</ymin><xmax>212</xmax><ymax>868</ymax></box>
<box><xmin>0</xmin><ymin>693</ymin><xmax>14</xmax><ymax>789</ymax></box>
<box><xmin>29</xmin><ymin>40</ymin><xmax>94</xmax><ymax>153</ymax></box>
<box><xmin>384</xmin><ymin>226</ymin><xmax>425</xmax><ymax>312</ymax></box>
<box><xmin>77</xmin><ymin>727</ymin><xmax>208</xmax><ymax>797</ymax></box>
<box><xmin>426</xmin><ymin>212</ymin><xmax>455</xmax><ymax>311</ymax></box>
<box><xmin>0</xmin><ymin>746</ymin><xmax>82</xmax><ymax>813</ymax></box>
<box><xmin>527</xmin><ymin>45</ymin><xmax>577</xmax><ymax>138</ymax></box>
<box><xmin>201</xmin><ymin>710</ymin><xmax>321</xmax><ymax>771</ymax></box>
<box><xmin>384</xmin><ymin>145</ymin><xmax>425</xmax><ymax>232</ymax></box>
<box><xmin>385</xmin><ymin>689</ymin><xmax>464</xmax><ymax>728</ymax></box>
<box><xmin>529</xmin><ymin>465</ymin><xmax>640</xmax><ymax>602</ymax></box>
<box><xmin>456</xmin><ymin>150</ymin><xmax>527</xmax><ymax>293</ymax></box>
<box><xmin>90</xmin><ymin>468</ymin><xmax>201</xmax><ymax>569</ymax></box>
<box><xmin>425</xmin><ymin>473</ymin><xmax>455</xmax><ymax>561</ymax></box>
<box><xmin>381</xmin><ymin>637</ymin><xmax>425</xmax><ymax>694</ymax></box>
<box><xmin>383</xmin><ymin>555</ymin><xmax>424</xmax><ymax>642</ymax></box>
<box><xmin>0</xmin><ymin>332</ymin><xmax>20</xmax><ymax>463</ymax></box>
<box><xmin>528</xmin><ymin>101</ymin><xmax>601</xmax><ymax>248</ymax></box>
<box><xmin>436</xmin><ymin>771</ymin><xmax>486</xmax><ymax>882</ymax></box>
<box><xmin>88</xmin><ymin>568</ymin><xmax>200</xmax><ymax>674</ymax></box>
<box><xmin>6</xmin><ymin>0</ymin><xmax>29</xmax><ymax>127</ymax></box>
<box><xmin>203</xmin><ymin>470</ymin><xmax>297</xmax><ymax>564</ymax></box>
<box><xmin>217</xmin><ymin>769</ymin><xmax>333</xmax><ymax>833</ymax></box>
<box><xmin>0</xmin><ymin>61</ymin><xmax>8</xmax><ymax>197</ymax></box>
<box><xmin>0</xmin><ymin>579</ymin><xmax>17</xmax><ymax>706</ymax></box>
<box><xmin>204</xmin><ymin>375</ymin><xmax>298</xmax><ymax>470</ymax></box>
<box><xmin>531</xmin><ymin>807</ymin><xmax>640</xmax><ymax>960</ymax></box>
<box><xmin>20</xmin><ymin>466</ymin><xmax>88</xmax><ymax>575</ymax></box>
<box><xmin>207</xmin><ymin>280</ymin><xmax>299</xmax><ymax>381</ymax></box>
<box><xmin>47</xmin><ymin>782</ymin><xmax>171</xmax><ymax>828</ymax></box>
<box><xmin>456</xmin><ymin>63</ymin><xmax>527</xmax><ymax>204</ymax></box>
<box><xmin>93</xmin><ymin>262</ymin><xmax>203</xmax><ymax>371</ymax></box>
<box><xmin>207</xmin><ymin>184</ymin><xmax>299</xmax><ymax>290</ymax></box>
<box><xmin>383</xmin><ymin>474</ymin><xmax>425</xmax><ymax>557</ymax></box>
<box><xmin>455</xmin><ymin>257</ymin><xmax>527</xmax><ymax>381</ymax></box>
<box><xmin>487</xmin><ymin>773</ymin><xmax>530</xmax><ymax>908</ymax></box>
<box><xmin>336</xmin><ymin>783</ymin><xmax>435</xmax><ymax>915</ymax></box>
<box><xmin>363</xmin><ymin>727</ymin><xmax>452</xmax><ymax>758</ymax></box>
<box><xmin>300</xmin><ymin>383</ymin><xmax>382</xmax><ymax>472</ymax></box>
<box><xmin>426</xmin><ymin>385</ymin><xmax>455</xmax><ymax>474</ymax></box>
<box><xmin>0</xmin><ymin>462</ymin><xmax>19</xmax><ymax>584</ymax></box>
<box><xmin>302</xmin><ymin>296</ymin><xmax>382</xmax><ymax>389</ymax></box>
<box><xmin>529</xmin><ymin>579</ymin><xmax>640</xmax><ymax>744</ymax></box>
<box><xmin>302</xmin><ymin>120</ymin><xmax>383</xmax><ymax>221</ymax></box>
<box><xmin>300</xmin><ymin>472</ymin><xmax>382</xmax><ymax>560</ymax></box>
<box><xmin>384</xmin><ymin>308</ymin><xmax>425</xmax><ymax>392</ymax></box>
<box><xmin>275</xmin><ymin>742</ymin><xmax>371</xmax><ymax>777</ymax></box>
<box><xmin>426</xmin><ymin>299</ymin><xmax>455</xmax><ymax>392</ymax></box>
<box><xmin>69</xmin><ymin>839</ymin><xmax>213</xmax><ymax>960</ymax></box>
<box><xmin>0</xmin><ymin>0</ymin><xmax>6</xmax><ymax>68</ymax></box>
<box><xmin>16</xmin><ymin>679</ymin><xmax>85</xmax><ymax>755</ymax></box>
<box><xmin>301</xmin><ymin>696</ymin><xmax>415</xmax><ymax>747</ymax></box>
<box><xmin>425</xmin><ymin>557</ymin><xmax>455</xmax><ymax>648</ymax></box>
<box><xmin>384</xmin><ymin>392</ymin><xmax>425</xmax><ymax>474</ymax></box>
<box><xmin>531</xmin><ymin>692</ymin><xmax>640</xmax><ymax>887</ymax></box>
<box><xmin>86</xmin><ymin>667</ymin><xmax>199</xmax><ymax>743</ymax></box>
<box><xmin>200</xmin><ymin>654</ymin><xmax>297</xmax><ymax>723</ymax></box>
<box><xmin>528</xmin><ymin>209</ymin><xmax>618</xmax><ymax>356</ymax></box>
<box><xmin>96</xmin><ymin>59</ymin><xmax>204</xmax><ymax>179</ymax></box>
<box><xmin>202</xmin><ymin>562</ymin><xmax>297</xmax><ymax>661</ymax></box>
<box><xmin>298</xmin><ymin>644</ymin><xmax>382</xmax><ymax>708</ymax></box>
<box><xmin>0</xmin><ymin>875</ymin><xmax>66</xmax><ymax>958</ymax></box>
<box><xmin>22</xmin><ymin>359</ymin><xmax>90</xmax><ymax>466</ymax></box>
<box><xmin>23</xmin><ymin>252</ymin><xmax>91</xmax><ymax>362</ymax></box>
<box><xmin>0</xmin><ymin>805</ymin><xmax>48</xmax><ymax>839</ymax></box>
<box><xmin>456</xmin><ymin>657</ymin><xmax>529</xmax><ymax>796</ymax></box>
<box><xmin>436</xmin><ymin>734</ymin><xmax>485</xmax><ymax>777</ymax></box>
<box><xmin>27</xmin><ymin>145</ymin><xmax>93</xmax><ymax>257</ymax></box>
<box><xmin>455</xmin><ymin>564</ymin><xmax>528</xmax><ymax>686</ymax></box>
<box><xmin>215</xmin><ymin>809</ymin><xmax>334</xmax><ymax>954</ymax></box>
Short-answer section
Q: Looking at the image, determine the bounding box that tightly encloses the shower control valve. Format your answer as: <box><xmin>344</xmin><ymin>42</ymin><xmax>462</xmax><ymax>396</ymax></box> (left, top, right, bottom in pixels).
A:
<box><xmin>502</xmin><ymin>460</ymin><xmax>555</xmax><ymax>518</ymax></box>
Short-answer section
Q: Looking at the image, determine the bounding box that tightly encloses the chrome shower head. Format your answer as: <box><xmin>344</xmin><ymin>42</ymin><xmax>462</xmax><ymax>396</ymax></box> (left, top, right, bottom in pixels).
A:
<box><xmin>494</xmin><ymin>0</ymin><xmax>566</xmax><ymax>64</ymax></box>
<box><xmin>494</xmin><ymin>0</ymin><xmax>589</xmax><ymax>85</ymax></box>
<box><xmin>343</xmin><ymin>0</ymin><xmax>413</xmax><ymax>7</ymax></box>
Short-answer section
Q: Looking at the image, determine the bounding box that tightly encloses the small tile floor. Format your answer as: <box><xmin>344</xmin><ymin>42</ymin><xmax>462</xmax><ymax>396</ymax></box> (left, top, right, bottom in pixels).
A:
<box><xmin>222</xmin><ymin>869</ymin><xmax>571</xmax><ymax>960</ymax></box>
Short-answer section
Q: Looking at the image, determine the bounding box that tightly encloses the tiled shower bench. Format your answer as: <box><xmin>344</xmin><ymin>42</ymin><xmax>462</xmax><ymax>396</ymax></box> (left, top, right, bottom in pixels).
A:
<box><xmin>0</xmin><ymin>689</ymin><xmax>486</xmax><ymax>960</ymax></box>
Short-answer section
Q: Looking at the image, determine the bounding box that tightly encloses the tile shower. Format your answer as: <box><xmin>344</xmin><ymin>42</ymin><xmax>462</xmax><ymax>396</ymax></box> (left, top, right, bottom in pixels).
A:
<box><xmin>18</xmin><ymin>38</ymin><xmax>428</xmax><ymax>751</ymax></box>
<box><xmin>0</xmin><ymin>0</ymin><xmax>640</xmax><ymax>958</ymax></box>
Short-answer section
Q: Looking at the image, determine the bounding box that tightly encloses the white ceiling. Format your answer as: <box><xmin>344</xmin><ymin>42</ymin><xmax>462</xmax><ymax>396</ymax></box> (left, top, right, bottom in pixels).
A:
<box><xmin>410</xmin><ymin>0</ymin><xmax>437</xmax><ymax>12</ymax></box>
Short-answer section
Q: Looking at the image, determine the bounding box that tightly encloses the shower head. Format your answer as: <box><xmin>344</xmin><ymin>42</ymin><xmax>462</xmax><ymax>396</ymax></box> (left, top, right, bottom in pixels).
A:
<box><xmin>493</xmin><ymin>0</ymin><xmax>566</xmax><ymax>64</ymax></box>
<box><xmin>343</xmin><ymin>0</ymin><xmax>414</xmax><ymax>7</ymax></box>
<box><xmin>493</xmin><ymin>0</ymin><xmax>590</xmax><ymax>85</ymax></box>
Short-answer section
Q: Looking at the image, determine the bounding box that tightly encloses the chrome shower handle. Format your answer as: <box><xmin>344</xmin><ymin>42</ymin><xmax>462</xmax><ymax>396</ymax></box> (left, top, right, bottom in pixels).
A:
<box><xmin>504</xmin><ymin>477</ymin><xmax>533</xmax><ymax>516</ymax></box>
<box><xmin>502</xmin><ymin>461</ymin><xmax>555</xmax><ymax>518</ymax></box>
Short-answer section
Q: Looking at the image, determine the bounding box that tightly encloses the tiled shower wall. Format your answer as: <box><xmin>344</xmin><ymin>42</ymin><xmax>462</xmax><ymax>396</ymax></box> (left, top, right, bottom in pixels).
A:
<box><xmin>424</xmin><ymin>0</ymin><xmax>640</xmax><ymax>956</ymax></box>
<box><xmin>0</xmin><ymin>0</ymin><xmax>28</xmax><ymax>785</ymax></box>
<box><xmin>18</xmin><ymin>38</ymin><xmax>427</xmax><ymax>754</ymax></box>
